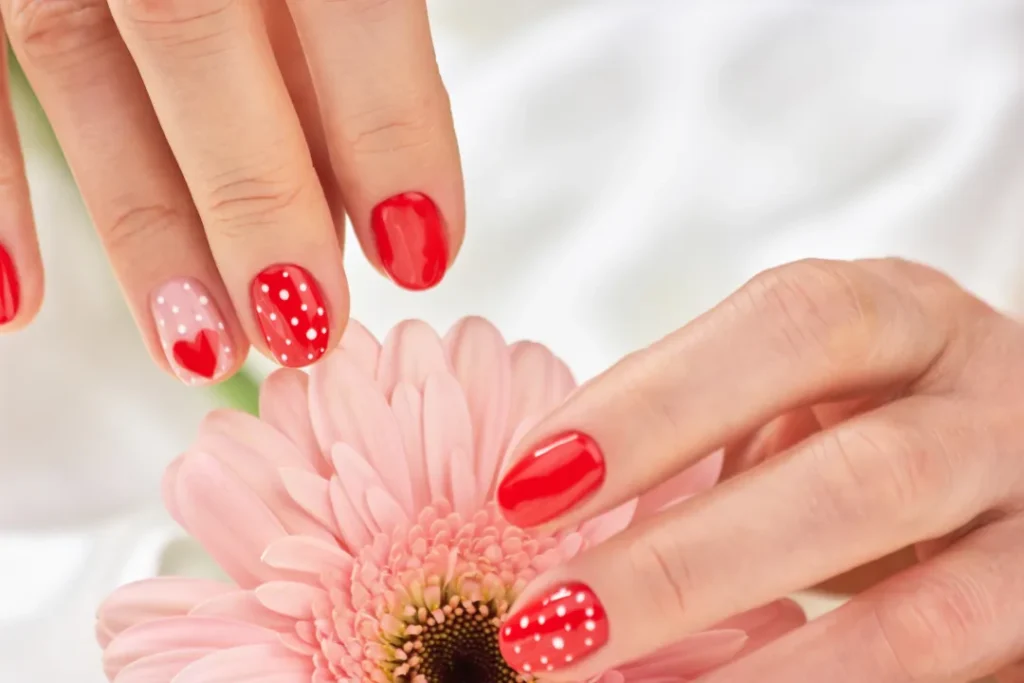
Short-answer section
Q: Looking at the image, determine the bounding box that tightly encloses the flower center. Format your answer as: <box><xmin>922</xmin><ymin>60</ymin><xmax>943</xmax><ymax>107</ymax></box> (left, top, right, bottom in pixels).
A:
<box><xmin>395</xmin><ymin>597</ymin><xmax>524</xmax><ymax>683</ymax></box>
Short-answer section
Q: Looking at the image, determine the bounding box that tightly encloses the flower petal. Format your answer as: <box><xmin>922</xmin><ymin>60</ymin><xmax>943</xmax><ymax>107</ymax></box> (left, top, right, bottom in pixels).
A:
<box><xmin>376</xmin><ymin>320</ymin><xmax>450</xmax><ymax>395</ymax></box>
<box><xmin>390</xmin><ymin>383</ymin><xmax>429</xmax><ymax>510</ymax></box>
<box><xmin>577</xmin><ymin>498</ymin><xmax>638</xmax><ymax>546</ymax></box>
<box><xmin>309</xmin><ymin>350</ymin><xmax>413</xmax><ymax>510</ymax></box>
<box><xmin>444</xmin><ymin>317</ymin><xmax>512</xmax><ymax>498</ymax></box>
<box><xmin>98</xmin><ymin>578</ymin><xmax>235</xmax><ymax>638</ymax></box>
<box><xmin>506</xmin><ymin>341</ymin><xmax>575</xmax><ymax>451</ymax></box>
<box><xmin>366</xmin><ymin>486</ymin><xmax>409</xmax><ymax>532</ymax></box>
<box><xmin>104</xmin><ymin>616</ymin><xmax>277</xmax><ymax>680</ymax></box>
<box><xmin>617</xmin><ymin>629</ymin><xmax>747</xmax><ymax>679</ymax></box>
<box><xmin>255</xmin><ymin>582</ymin><xmax>328</xmax><ymax>620</ymax></box>
<box><xmin>190</xmin><ymin>591</ymin><xmax>298</xmax><ymax>633</ymax></box>
<box><xmin>330</xmin><ymin>444</ymin><xmax>388</xmax><ymax>535</ymax></box>
<box><xmin>632</xmin><ymin>450</ymin><xmax>724</xmax><ymax>522</ymax></box>
<box><xmin>261</xmin><ymin>536</ymin><xmax>352</xmax><ymax>576</ymax></box>
<box><xmin>713</xmin><ymin>599</ymin><xmax>806</xmax><ymax>655</ymax></box>
<box><xmin>162</xmin><ymin>455</ymin><xmax>186</xmax><ymax>528</ymax></box>
<box><xmin>449</xmin><ymin>448</ymin><xmax>478</xmax><ymax>519</ymax></box>
<box><xmin>171</xmin><ymin>643</ymin><xmax>313</xmax><ymax>683</ymax></box>
<box><xmin>339</xmin><ymin>319</ymin><xmax>381</xmax><ymax>377</ymax></box>
<box><xmin>113</xmin><ymin>648</ymin><xmax>214</xmax><ymax>683</ymax></box>
<box><xmin>329</xmin><ymin>476</ymin><xmax>373</xmax><ymax>550</ymax></box>
<box><xmin>422</xmin><ymin>373</ymin><xmax>473</xmax><ymax>504</ymax></box>
<box><xmin>277</xmin><ymin>468</ymin><xmax>338</xmax><ymax>539</ymax></box>
<box><xmin>175</xmin><ymin>452</ymin><xmax>288</xmax><ymax>588</ymax></box>
<box><xmin>259</xmin><ymin>369</ymin><xmax>326</xmax><ymax>476</ymax></box>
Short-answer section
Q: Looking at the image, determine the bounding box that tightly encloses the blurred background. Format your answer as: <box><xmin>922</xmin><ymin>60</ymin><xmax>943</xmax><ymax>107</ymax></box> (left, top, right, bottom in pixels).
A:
<box><xmin>1</xmin><ymin>1</ymin><xmax>1023</xmax><ymax>680</ymax></box>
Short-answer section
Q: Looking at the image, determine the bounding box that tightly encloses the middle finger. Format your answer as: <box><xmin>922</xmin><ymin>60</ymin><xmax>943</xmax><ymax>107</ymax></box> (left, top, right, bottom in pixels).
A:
<box><xmin>107</xmin><ymin>0</ymin><xmax>347</xmax><ymax>368</ymax></box>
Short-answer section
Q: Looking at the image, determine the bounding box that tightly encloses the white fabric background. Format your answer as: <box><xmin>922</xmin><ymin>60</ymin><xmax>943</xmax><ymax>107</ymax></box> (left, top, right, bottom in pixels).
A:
<box><xmin>1</xmin><ymin>1</ymin><xmax>1022</xmax><ymax>679</ymax></box>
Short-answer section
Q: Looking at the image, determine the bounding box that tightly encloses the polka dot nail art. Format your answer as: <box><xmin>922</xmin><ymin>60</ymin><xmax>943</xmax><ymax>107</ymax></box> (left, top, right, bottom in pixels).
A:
<box><xmin>250</xmin><ymin>264</ymin><xmax>328</xmax><ymax>368</ymax></box>
<box><xmin>151</xmin><ymin>278</ymin><xmax>233</xmax><ymax>385</ymax></box>
<box><xmin>499</xmin><ymin>582</ymin><xmax>608</xmax><ymax>674</ymax></box>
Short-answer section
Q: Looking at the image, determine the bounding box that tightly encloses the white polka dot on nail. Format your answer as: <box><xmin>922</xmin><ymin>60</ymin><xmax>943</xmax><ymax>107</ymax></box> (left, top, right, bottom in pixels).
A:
<box><xmin>171</xmin><ymin>306</ymin><xmax>180</xmax><ymax>314</ymax></box>
<box><xmin>299</xmin><ymin>283</ymin><xmax>308</xmax><ymax>292</ymax></box>
<box><xmin>306</xmin><ymin>329</ymin><xmax>317</xmax><ymax>340</ymax></box>
<box><xmin>513</xmin><ymin>645</ymin><xmax>521</xmax><ymax>654</ymax></box>
<box><xmin>281</xmin><ymin>354</ymin><xmax>288</xmax><ymax>362</ymax></box>
<box><xmin>177</xmin><ymin>324</ymin><xmax>187</xmax><ymax>334</ymax></box>
<box><xmin>261</xmin><ymin>284</ymin><xmax>269</xmax><ymax>293</ymax></box>
<box><xmin>321</xmin><ymin>327</ymin><xmax>327</xmax><ymax>334</ymax></box>
<box><xmin>564</xmin><ymin>624</ymin><xmax>571</xmax><ymax>631</ymax></box>
<box><xmin>158</xmin><ymin>319</ymin><xmax>165</xmax><ymax>327</ymax></box>
<box><xmin>269</xmin><ymin>313</ymin><xmax>277</xmax><ymax>321</ymax></box>
<box><xmin>540</xmin><ymin>657</ymin><xmax>548</xmax><ymax>665</ymax></box>
<box><xmin>195</xmin><ymin>315</ymin><xmax>203</xmax><ymax>322</ymax></box>
<box><xmin>282</xmin><ymin>271</ymin><xmax>289</xmax><ymax>278</ymax></box>
<box><xmin>576</xmin><ymin>593</ymin><xmax>586</xmax><ymax>603</ymax></box>
<box><xmin>199</xmin><ymin>295</ymin><xmax>208</xmax><ymax>305</ymax></box>
<box><xmin>307</xmin><ymin>353</ymin><xmax>313</xmax><ymax>360</ymax></box>
<box><xmin>279</xmin><ymin>289</ymin><xmax>289</xmax><ymax>301</ymax></box>
<box><xmin>519</xmin><ymin>617</ymin><xmax>529</xmax><ymax>628</ymax></box>
<box><xmin>301</xmin><ymin>304</ymin><xmax>308</xmax><ymax>311</ymax></box>
<box><xmin>585</xmin><ymin>608</ymin><xmax>594</xmax><ymax>618</ymax></box>
<box><xmin>523</xmin><ymin>665</ymin><xmax>531</xmax><ymax>673</ymax></box>
<box><xmin>156</xmin><ymin>296</ymin><xmax>165</xmax><ymax>304</ymax></box>
<box><xmin>218</xmin><ymin>323</ymin><xmax>224</xmax><ymax>330</ymax></box>
<box><xmin>534</xmin><ymin>634</ymin><xmax>541</xmax><ymax>642</ymax></box>
<box><xmin>585</xmin><ymin>638</ymin><xmax>593</xmax><ymax>647</ymax></box>
<box><xmin>183</xmin><ymin>282</ymin><xmax>191</xmax><ymax>290</ymax></box>
<box><xmin>556</xmin><ymin>606</ymin><xmax>566</xmax><ymax>617</ymax></box>
<box><xmin>538</xmin><ymin>616</ymin><xmax>545</xmax><ymax>625</ymax></box>
<box><xmin>565</xmin><ymin>655</ymin><xmax>573</xmax><ymax>663</ymax></box>
<box><xmin>504</xmin><ymin>627</ymin><xmax>512</xmax><ymax>636</ymax></box>
<box><xmin>317</xmin><ymin>307</ymin><xmax>324</xmax><ymax>315</ymax></box>
<box><xmin>585</xmin><ymin>621</ymin><xmax>595</xmax><ymax>631</ymax></box>
<box><xmin>285</xmin><ymin>340</ymin><xmax>292</xmax><ymax>346</ymax></box>
<box><xmin>291</xmin><ymin>317</ymin><xmax>299</xmax><ymax>326</ymax></box>
<box><xmin>553</xmin><ymin>637</ymin><xmax>564</xmax><ymax>650</ymax></box>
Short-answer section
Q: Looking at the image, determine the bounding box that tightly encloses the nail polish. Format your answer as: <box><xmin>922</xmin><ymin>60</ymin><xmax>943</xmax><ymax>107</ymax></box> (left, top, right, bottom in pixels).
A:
<box><xmin>251</xmin><ymin>264</ymin><xmax>328</xmax><ymax>368</ymax></box>
<box><xmin>370</xmin><ymin>192</ymin><xmax>448</xmax><ymax>290</ymax></box>
<box><xmin>497</xmin><ymin>431</ymin><xmax>605</xmax><ymax>528</ymax></box>
<box><xmin>500</xmin><ymin>582</ymin><xmax>609</xmax><ymax>674</ymax></box>
<box><xmin>151</xmin><ymin>278</ymin><xmax>233</xmax><ymax>385</ymax></box>
<box><xmin>0</xmin><ymin>242</ymin><xmax>20</xmax><ymax>325</ymax></box>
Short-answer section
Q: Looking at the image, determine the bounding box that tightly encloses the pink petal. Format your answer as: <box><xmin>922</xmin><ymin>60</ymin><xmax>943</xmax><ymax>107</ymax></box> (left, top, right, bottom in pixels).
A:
<box><xmin>444</xmin><ymin>317</ymin><xmax>512</xmax><ymax>498</ymax></box>
<box><xmin>422</xmin><ymin>373</ymin><xmax>473</xmax><ymax>504</ymax></box>
<box><xmin>259</xmin><ymin>369</ymin><xmax>327</xmax><ymax>476</ymax></box>
<box><xmin>329</xmin><ymin>476</ymin><xmax>373</xmax><ymax>550</ymax></box>
<box><xmin>449</xmin><ymin>448</ymin><xmax>479</xmax><ymax>519</ymax></box>
<box><xmin>376</xmin><ymin>320</ymin><xmax>450</xmax><ymax>395</ymax></box>
<box><xmin>261</xmin><ymin>536</ymin><xmax>352</xmax><ymax>576</ymax></box>
<box><xmin>277</xmin><ymin>468</ymin><xmax>338</xmax><ymax>538</ymax></box>
<box><xmin>632</xmin><ymin>450</ymin><xmax>724</xmax><ymax>522</ymax></box>
<box><xmin>162</xmin><ymin>455</ymin><xmax>186</xmax><ymax>528</ymax></box>
<box><xmin>309</xmin><ymin>350</ymin><xmax>413</xmax><ymax>511</ymax></box>
<box><xmin>577</xmin><ymin>498</ymin><xmax>638</xmax><ymax>546</ymax></box>
<box><xmin>97</xmin><ymin>621</ymin><xmax>116</xmax><ymax>649</ymax></box>
<box><xmin>190</xmin><ymin>591</ymin><xmax>298</xmax><ymax>633</ymax></box>
<box><xmin>339</xmin><ymin>319</ymin><xmax>381</xmax><ymax>377</ymax></box>
<box><xmin>366</xmin><ymin>486</ymin><xmax>409</xmax><ymax>531</ymax></box>
<box><xmin>199</xmin><ymin>410</ymin><xmax>313</xmax><ymax>473</ymax></box>
<box><xmin>496</xmin><ymin>417</ymin><xmax>539</xmax><ymax>483</ymax></box>
<box><xmin>505</xmin><ymin>341</ymin><xmax>575</xmax><ymax>452</ymax></box>
<box><xmin>255</xmin><ymin>582</ymin><xmax>327</xmax><ymax>620</ymax></box>
<box><xmin>330</xmin><ymin>444</ymin><xmax>387</xmax><ymax>535</ymax></box>
<box><xmin>174</xmin><ymin>452</ymin><xmax>288</xmax><ymax>588</ymax></box>
<box><xmin>103</xmin><ymin>616</ymin><xmax>277</xmax><ymax>680</ymax></box>
<box><xmin>171</xmin><ymin>643</ymin><xmax>313</xmax><ymax>683</ymax></box>
<box><xmin>713</xmin><ymin>599</ymin><xmax>806</xmax><ymax>655</ymax></box>
<box><xmin>390</xmin><ymin>383</ymin><xmax>430</xmax><ymax>510</ymax></box>
<box><xmin>618</xmin><ymin>629</ymin><xmax>747</xmax><ymax>679</ymax></box>
<box><xmin>98</xmin><ymin>578</ymin><xmax>235</xmax><ymax>637</ymax></box>
<box><xmin>113</xmin><ymin>648</ymin><xmax>213</xmax><ymax>683</ymax></box>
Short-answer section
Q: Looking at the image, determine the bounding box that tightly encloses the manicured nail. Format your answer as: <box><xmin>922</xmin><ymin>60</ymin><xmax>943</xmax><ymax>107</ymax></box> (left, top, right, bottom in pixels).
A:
<box><xmin>251</xmin><ymin>264</ymin><xmax>328</xmax><ymax>368</ymax></box>
<box><xmin>0</xmin><ymin>242</ymin><xmax>20</xmax><ymax>325</ymax></box>
<box><xmin>370</xmin><ymin>191</ymin><xmax>448</xmax><ymax>290</ymax></box>
<box><xmin>497</xmin><ymin>431</ymin><xmax>605</xmax><ymax>528</ymax></box>
<box><xmin>500</xmin><ymin>582</ymin><xmax>609</xmax><ymax>674</ymax></box>
<box><xmin>151</xmin><ymin>278</ymin><xmax>233</xmax><ymax>385</ymax></box>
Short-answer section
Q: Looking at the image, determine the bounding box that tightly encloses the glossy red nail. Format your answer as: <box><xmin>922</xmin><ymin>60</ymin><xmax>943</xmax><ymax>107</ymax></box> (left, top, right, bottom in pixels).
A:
<box><xmin>500</xmin><ymin>582</ymin><xmax>609</xmax><ymax>674</ymax></box>
<box><xmin>251</xmin><ymin>264</ymin><xmax>328</xmax><ymax>368</ymax></box>
<box><xmin>497</xmin><ymin>431</ymin><xmax>605</xmax><ymax>528</ymax></box>
<box><xmin>370</xmin><ymin>192</ymin><xmax>448</xmax><ymax>290</ymax></box>
<box><xmin>0</xmin><ymin>242</ymin><xmax>20</xmax><ymax>325</ymax></box>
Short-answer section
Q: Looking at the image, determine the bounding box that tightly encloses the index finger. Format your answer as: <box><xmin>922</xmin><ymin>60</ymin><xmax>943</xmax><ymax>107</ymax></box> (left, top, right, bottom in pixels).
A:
<box><xmin>495</xmin><ymin>259</ymin><xmax>959</xmax><ymax>530</ymax></box>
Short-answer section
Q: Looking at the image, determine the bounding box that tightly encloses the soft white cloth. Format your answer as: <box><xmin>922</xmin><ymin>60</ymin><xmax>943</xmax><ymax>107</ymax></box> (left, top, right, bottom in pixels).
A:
<box><xmin>2</xmin><ymin>1</ymin><xmax>1023</xmax><ymax>679</ymax></box>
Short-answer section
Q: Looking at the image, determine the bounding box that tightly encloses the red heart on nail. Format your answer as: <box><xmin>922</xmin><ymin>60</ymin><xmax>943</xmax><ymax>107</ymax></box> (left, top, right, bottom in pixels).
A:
<box><xmin>172</xmin><ymin>329</ymin><xmax>219</xmax><ymax>379</ymax></box>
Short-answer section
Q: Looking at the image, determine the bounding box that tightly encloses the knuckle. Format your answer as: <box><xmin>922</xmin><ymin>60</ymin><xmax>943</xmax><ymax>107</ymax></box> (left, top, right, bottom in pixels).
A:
<box><xmin>101</xmin><ymin>203</ymin><xmax>185</xmax><ymax>255</ymax></box>
<box><xmin>342</xmin><ymin>94</ymin><xmax>445</xmax><ymax>157</ymax></box>
<box><xmin>872</xmin><ymin>570</ymin><xmax>996</xmax><ymax>679</ymax></box>
<box><xmin>7</xmin><ymin>0</ymin><xmax>116</xmax><ymax>69</ymax></box>
<box><xmin>202</xmin><ymin>169</ymin><xmax>308</xmax><ymax>237</ymax></box>
<box><xmin>111</xmin><ymin>0</ymin><xmax>235</xmax><ymax>53</ymax></box>
<box><xmin>742</xmin><ymin>259</ymin><xmax>884</xmax><ymax>366</ymax></box>
<box><xmin>626</xmin><ymin>531</ymin><xmax>693</xmax><ymax>622</ymax></box>
<box><xmin>114</xmin><ymin>0</ymin><xmax>233</xmax><ymax>26</ymax></box>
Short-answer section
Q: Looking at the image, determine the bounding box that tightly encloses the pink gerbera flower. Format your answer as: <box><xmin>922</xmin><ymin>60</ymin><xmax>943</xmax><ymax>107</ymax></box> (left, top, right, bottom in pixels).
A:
<box><xmin>97</xmin><ymin>318</ymin><xmax>803</xmax><ymax>683</ymax></box>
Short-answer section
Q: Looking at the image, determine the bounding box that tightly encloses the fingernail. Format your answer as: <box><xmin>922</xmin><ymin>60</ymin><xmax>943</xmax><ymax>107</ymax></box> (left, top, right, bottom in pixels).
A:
<box><xmin>0</xmin><ymin>242</ymin><xmax>20</xmax><ymax>325</ymax></box>
<box><xmin>497</xmin><ymin>430</ymin><xmax>605</xmax><ymax>528</ymax></box>
<box><xmin>251</xmin><ymin>264</ymin><xmax>328</xmax><ymax>368</ymax></box>
<box><xmin>500</xmin><ymin>582</ymin><xmax>609</xmax><ymax>674</ymax></box>
<box><xmin>151</xmin><ymin>278</ymin><xmax>233</xmax><ymax>385</ymax></box>
<box><xmin>370</xmin><ymin>191</ymin><xmax>448</xmax><ymax>290</ymax></box>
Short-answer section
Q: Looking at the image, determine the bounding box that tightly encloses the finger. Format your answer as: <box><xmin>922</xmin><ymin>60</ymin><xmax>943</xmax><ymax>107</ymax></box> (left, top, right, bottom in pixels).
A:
<box><xmin>107</xmin><ymin>0</ymin><xmax>348</xmax><ymax>367</ymax></box>
<box><xmin>496</xmin><ymin>259</ymin><xmax>963</xmax><ymax>530</ymax></box>
<box><xmin>2</xmin><ymin>0</ymin><xmax>246</xmax><ymax>382</ymax></box>
<box><xmin>285</xmin><ymin>0</ymin><xmax>464</xmax><ymax>290</ymax></box>
<box><xmin>498</xmin><ymin>397</ymin><xmax>1015</xmax><ymax>679</ymax></box>
<box><xmin>0</xmin><ymin>24</ymin><xmax>41</xmax><ymax>330</ymax></box>
<box><xmin>696</xmin><ymin>516</ymin><xmax>1024</xmax><ymax>683</ymax></box>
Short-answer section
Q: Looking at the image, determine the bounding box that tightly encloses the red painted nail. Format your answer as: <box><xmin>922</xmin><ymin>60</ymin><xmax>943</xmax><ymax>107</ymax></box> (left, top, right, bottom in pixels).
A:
<box><xmin>500</xmin><ymin>582</ymin><xmax>609</xmax><ymax>674</ymax></box>
<box><xmin>370</xmin><ymin>192</ymin><xmax>448</xmax><ymax>290</ymax></box>
<box><xmin>0</xmin><ymin>242</ymin><xmax>20</xmax><ymax>325</ymax></box>
<box><xmin>497</xmin><ymin>431</ymin><xmax>605</xmax><ymax>528</ymax></box>
<box><xmin>251</xmin><ymin>264</ymin><xmax>329</xmax><ymax>368</ymax></box>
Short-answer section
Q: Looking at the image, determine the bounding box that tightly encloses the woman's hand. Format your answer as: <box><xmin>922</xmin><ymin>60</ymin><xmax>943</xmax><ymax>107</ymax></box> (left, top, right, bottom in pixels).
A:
<box><xmin>496</xmin><ymin>258</ymin><xmax>1024</xmax><ymax>683</ymax></box>
<box><xmin>0</xmin><ymin>0</ymin><xmax>462</xmax><ymax>383</ymax></box>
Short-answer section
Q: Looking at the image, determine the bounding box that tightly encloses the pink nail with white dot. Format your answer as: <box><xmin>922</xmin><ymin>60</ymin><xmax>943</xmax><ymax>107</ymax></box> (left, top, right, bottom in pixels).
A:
<box><xmin>250</xmin><ymin>264</ymin><xmax>329</xmax><ymax>368</ymax></box>
<box><xmin>499</xmin><ymin>582</ymin><xmax>609</xmax><ymax>674</ymax></box>
<box><xmin>151</xmin><ymin>278</ymin><xmax>233</xmax><ymax>385</ymax></box>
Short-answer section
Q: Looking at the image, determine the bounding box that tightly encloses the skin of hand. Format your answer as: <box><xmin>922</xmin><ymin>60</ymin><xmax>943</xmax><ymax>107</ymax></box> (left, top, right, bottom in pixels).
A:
<box><xmin>0</xmin><ymin>0</ymin><xmax>464</xmax><ymax>384</ymax></box>
<box><xmin>495</xmin><ymin>258</ymin><xmax>1024</xmax><ymax>683</ymax></box>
